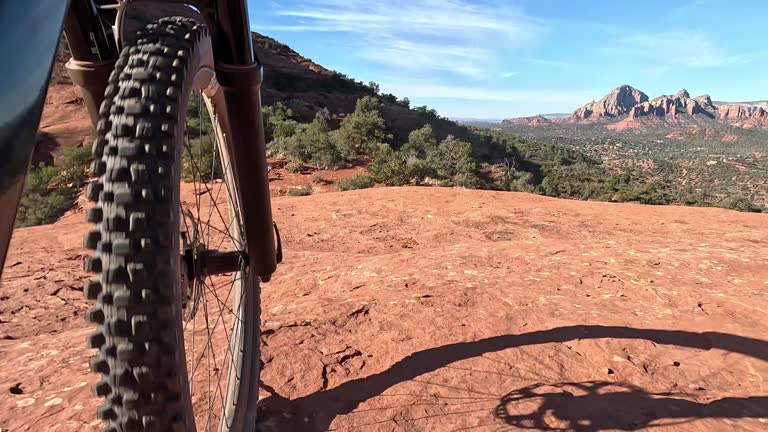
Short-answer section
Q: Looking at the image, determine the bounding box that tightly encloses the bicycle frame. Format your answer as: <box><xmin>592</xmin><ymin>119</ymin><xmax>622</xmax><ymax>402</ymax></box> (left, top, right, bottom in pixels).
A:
<box><xmin>0</xmin><ymin>0</ymin><xmax>277</xmax><ymax>281</ymax></box>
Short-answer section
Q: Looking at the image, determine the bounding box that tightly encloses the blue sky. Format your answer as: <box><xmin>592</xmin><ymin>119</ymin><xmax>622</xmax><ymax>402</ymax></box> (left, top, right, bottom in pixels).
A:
<box><xmin>248</xmin><ymin>0</ymin><xmax>768</xmax><ymax>118</ymax></box>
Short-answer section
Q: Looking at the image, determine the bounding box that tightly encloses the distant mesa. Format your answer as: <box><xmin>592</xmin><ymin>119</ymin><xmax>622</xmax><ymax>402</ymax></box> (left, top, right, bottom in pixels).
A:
<box><xmin>501</xmin><ymin>84</ymin><xmax>768</xmax><ymax>129</ymax></box>
<box><xmin>541</xmin><ymin>112</ymin><xmax>571</xmax><ymax>119</ymax></box>
<box><xmin>718</xmin><ymin>104</ymin><xmax>753</xmax><ymax>120</ymax></box>
<box><xmin>502</xmin><ymin>114</ymin><xmax>551</xmax><ymax>126</ymax></box>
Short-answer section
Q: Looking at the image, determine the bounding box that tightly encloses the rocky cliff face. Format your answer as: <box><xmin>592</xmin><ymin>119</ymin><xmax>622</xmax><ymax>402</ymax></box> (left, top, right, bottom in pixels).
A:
<box><xmin>718</xmin><ymin>105</ymin><xmax>751</xmax><ymax>119</ymax></box>
<box><xmin>720</xmin><ymin>105</ymin><xmax>768</xmax><ymax>128</ymax></box>
<box><xmin>694</xmin><ymin>94</ymin><xmax>715</xmax><ymax>110</ymax></box>
<box><xmin>503</xmin><ymin>86</ymin><xmax>767</xmax><ymax>129</ymax></box>
<box><xmin>571</xmin><ymin>86</ymin><xmax>746</xmax><ymax>124</ymax></box>
<box><xmin>715</xmin><ymin>104</ymin><xmax>768</xmax><ymax>119</ymax></box>
<box><xmin>628</xmin><ymin>89</ymin><xmax>716</xmax><ymax>119</ymax></box>
<box><xmin>572</xmin><ymin>85</ymin><xmax>649</xmax><ymax>120</ymax></box>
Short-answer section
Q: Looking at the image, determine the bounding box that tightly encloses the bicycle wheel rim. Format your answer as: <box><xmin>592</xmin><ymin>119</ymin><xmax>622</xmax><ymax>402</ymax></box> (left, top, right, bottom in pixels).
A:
<box><xmin>181</xmin><ymin>86</ymin><xmax>258</xmax><ymax>431</ymax></box>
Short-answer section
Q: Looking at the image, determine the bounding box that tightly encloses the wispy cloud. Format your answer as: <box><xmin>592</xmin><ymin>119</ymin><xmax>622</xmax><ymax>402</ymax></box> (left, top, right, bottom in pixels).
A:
<box><xmin>382</xmin><ymin>82</ymin><xmax>595</xmax><ymax>105</ymax></box>
<box><xmin>501</xmin><ymin>72</ymin><xmax>518</xmax><ymax>78</ymax></box>
<box><xmin>359</xmin><ymin>39</ymin><xmax>489</xmax><ymax>79</ymax></box>
<box><xmin>262</xmin><ymin>0</ymin><xmax>547</xmax><ymax>79</ymax></box>
<box><xmin>613</xmin><ymin>31</ymin><xmax>748</xmax><ymax>69</ymax></box>
<box><xmin>380</xmin><ymin>82</ymin><xmax>598</xmax><ymax>116</ymax></box>
<box><xmin>527</xmin><ymin>58</ymin><xmax>570</xmax><ymax>68</ymax></box>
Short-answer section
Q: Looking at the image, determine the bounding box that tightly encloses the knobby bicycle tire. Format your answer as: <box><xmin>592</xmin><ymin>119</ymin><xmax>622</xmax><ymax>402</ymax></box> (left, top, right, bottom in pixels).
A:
<box><xmin>83</xmin><ymin>16</ymin><xmax>259</xmax><ymax>431</ymax></box>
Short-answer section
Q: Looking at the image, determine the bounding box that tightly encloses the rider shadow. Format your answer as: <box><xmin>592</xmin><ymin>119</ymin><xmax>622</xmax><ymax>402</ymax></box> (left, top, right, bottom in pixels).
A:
<box><xmin>256</xmin><ymin>325</ymin><xmax>768</xmax><ymax>431</ymax></box>
<box><xmin>494</xmin><ymin>381</ymin><xmax>767</xmax><ymax>431</ymax></box>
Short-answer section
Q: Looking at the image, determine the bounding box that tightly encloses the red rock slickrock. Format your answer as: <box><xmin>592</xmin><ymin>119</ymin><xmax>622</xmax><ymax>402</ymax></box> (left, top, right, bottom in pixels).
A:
<box><xmin>39</xmin><ymin>84</ymin><xmax>92</xmax><ymax>149</ymax></box>
<box><xmin>1</xmin><ymin>187</ymin><xmax>767</xmax><ymax>431</ymax></box>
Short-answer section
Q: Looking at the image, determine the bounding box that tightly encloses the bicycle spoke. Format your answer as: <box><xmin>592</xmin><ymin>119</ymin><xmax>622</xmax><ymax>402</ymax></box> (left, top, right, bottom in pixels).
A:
<box><xmin>182</xmin><ymin>89</ymin><xmax>252</xmax><ymax>431</ymax></box>
<box><xmin>190</xmin><ymin>284</ymin><xmax>198</xmax><ymax>395</ymax></box>
<box><xmin>186</xmin><ymin>156</ymin><xmax>237</xmax><ymax>246</ymax></box>
<box><xmin>189</xmin><ymin>276</ymin><xmax>238</xmax><ymax>377</ymax></box>
<box><xmin>201</xmin><ymin>289</ymin><xmax>230</xmax><ymax>430</ymax></box>
<box><xmin>201</xmin><ymin>293</ymin><xmax>213</xmax><ymax>431</ymax></box>
<box><xmin>204</xmin><ymin>117</ymin><xmax>220</xmax><ymax>243</ymax></box>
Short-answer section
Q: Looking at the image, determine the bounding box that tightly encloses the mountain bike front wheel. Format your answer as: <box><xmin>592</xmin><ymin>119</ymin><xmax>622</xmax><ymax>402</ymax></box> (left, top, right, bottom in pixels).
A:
<box><xmin>83</xmin><ymin>17</ymin><xmax>260</xmax><ymax>432</ymax></box>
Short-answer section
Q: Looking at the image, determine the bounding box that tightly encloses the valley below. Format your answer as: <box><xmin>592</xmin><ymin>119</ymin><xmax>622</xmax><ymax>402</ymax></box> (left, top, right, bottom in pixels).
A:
<box><xmin>497</xmin><ymin>85</ymin><xmax>768</xmax><ymax>208</ymax></box>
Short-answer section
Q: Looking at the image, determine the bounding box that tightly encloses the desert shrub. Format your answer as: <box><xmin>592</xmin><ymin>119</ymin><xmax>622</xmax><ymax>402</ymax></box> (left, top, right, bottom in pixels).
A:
<box><xmin>58</xmin><ymin>145</ymin><xmax>91</xmax><ymax>186</ymax></box>
<box><xmin>286</xmin><ymin>161</ymin><xmax>305</xmax><ymax>173</ymax></box>
<box><xmin>380</xmin><ymin>93</ymin><xmax>397</xmax><ymax>104</ymax></box>
<box><xmin>272</xmin><ymin>119</ymin><xmax>299</xmax><ymax>141</ymax></box>
<box><xmin>495</xmin><ymin>158</ymin><xmax>536</xmax><ymax>192</ymax></box>
<box><xmin>185</xmin><ymin>94</ymin><xmax>213</xmax><ymax>137</ymax></box>
<box><xmin>263</xmin><ymin>102</ymin><xmax>296</xmax><ymax>143</ymax></box>
<box><xmin>367</xmin><ymin>131</ymin><xmax>484</xmax><ymax>188</ymax></box>
<box><xmin>15</xmin><ymin>145</ymin><xmax>91</xmax><ymax>227</ymax></box>
<box><xmin>182</xmin><ymin>137</ymin><xmax>223</xmax><ymax>181</ymax></box>
<box><xmin>312</xmin><ymin>172</ymin><xmax>330</xmax><ymax>184</ymax></box>
<box><xmin>401</xmin><ymin>125</ymin><xmax>438</xmax><ymax>159</ymax></box>
<box><xmin>15</xmin><ymin>185</ymin><xmax>74</xmax><ymax>227</ymax></box>
<box><xmin>368</xmin><ymin>144</ymin><xmax>413</xmax><ymax>186</ymax></box>
<box><xmin>287</xmin><ymin>184</ymin><xmax>313</xmax><ymax>196</ymax></box>
<box><xmin>367</xmin><ymin>81</ymin><xmax>380</xmax><ymax>94</ymax></box>
<box><xmin>613</xmin><ymin>184</ymin><xmax>668</xmax><ymax>205</ymax></box>
<box><xmin>452</xmin><ymin>172</ymin><xmax>484</xmax><ymax>189</ymax></box>
<box><xmin>414</xmin><ymin>105</ymin><xmax>439</xmax><ymax>121</ymax></box>
<box><xmin>430</xmin><ymin>135</ymin><xmax>482</xmax><ymax>186</ymax></box>
<box><xmin>272</xmin><ymin>120</ymin><xmax>344</xmax><ymax>168</ymax></box>
<box><xmin>538</xmin><ymin>162</ymin><xmax>629</xmax><ymax>201</ymax></box>
<box><xmin>404</xmin><ymin>156</ymin><xmax>435</xmax><ymax>183</ymax></box>
<box><xmin>335</xmin><ymin>96</ymin><xmax>391</xmax><ymax>157</ymax></box>
<box><xmin>183</xmin><ymin>92</ymin><xmax>225</xmax><ymax>181</ymax></box>
<box><xmin>718</xmin><ymin>195</ymin><xmax>764</xmax><ymax>212</ymax></box>
<box><xmin>337</xmin><ymin>174</ymin><xmax>375</xmax><ymax>191</ymax></box>
<box><xmin>508</xmin><ymin>171</ymin><xmax>536</xmax><ymax>192</ymax></box>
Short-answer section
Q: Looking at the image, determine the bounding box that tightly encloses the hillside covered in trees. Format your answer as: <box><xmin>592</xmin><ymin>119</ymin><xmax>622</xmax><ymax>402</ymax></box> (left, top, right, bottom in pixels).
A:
<box><xmin>20</xmin><ymin>32</ymin><xmax>763</xmax><ymax>228</ymax></box>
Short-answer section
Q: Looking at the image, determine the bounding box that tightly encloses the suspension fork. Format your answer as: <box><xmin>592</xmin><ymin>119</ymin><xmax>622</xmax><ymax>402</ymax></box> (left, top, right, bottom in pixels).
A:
<box><xmin>62</xmin><ymin>0</ymin><xmax>119</xmax><ymax>127</ymax></box>
<box><xmin>209</xmin><ymin>0</ymin><xmax>278</xmax><ymax>281</ymax></box>
<box><xmin>213</xmin><ymin>60</ymin><xmax>278</xmax><ymax>282</ymax></box>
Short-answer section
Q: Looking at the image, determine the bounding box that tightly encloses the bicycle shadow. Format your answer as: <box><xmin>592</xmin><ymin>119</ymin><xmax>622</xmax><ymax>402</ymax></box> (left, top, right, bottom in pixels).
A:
<box><xmin>494</xmin><ymin>381</ymin><xmax>767</xmax><ymax>431</ymax></box>
<box><xmin>256</xmin><ymin>325</ymin><xmax>768</xmax><ymax>431</ymax></box>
